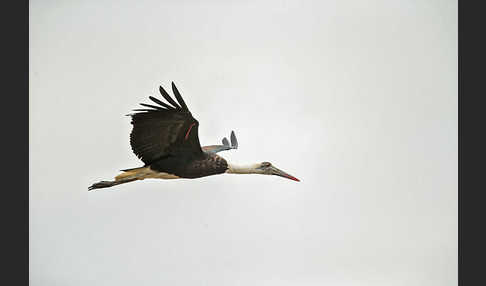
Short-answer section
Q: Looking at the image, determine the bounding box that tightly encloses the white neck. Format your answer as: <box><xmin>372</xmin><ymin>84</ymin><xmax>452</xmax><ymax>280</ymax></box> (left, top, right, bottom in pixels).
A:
<box><xmin>226</xmin><ymin>163</ymin><xmax>261</xmax><ymax>174</ymax></box>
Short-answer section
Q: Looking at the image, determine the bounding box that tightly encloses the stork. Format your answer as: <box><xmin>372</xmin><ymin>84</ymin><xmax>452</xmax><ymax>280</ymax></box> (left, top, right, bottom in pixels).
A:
<box><xmin>88</xmin><ymin>82</ymin><xmax>299</xmax><ymax>191</ymax></box>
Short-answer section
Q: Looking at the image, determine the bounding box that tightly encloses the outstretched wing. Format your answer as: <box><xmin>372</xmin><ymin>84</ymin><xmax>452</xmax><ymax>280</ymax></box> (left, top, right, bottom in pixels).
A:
<box><xmin>202</xmin><ymin>131</ymin><xmax>238</xmax><ymax>154</ymax></box>
<box><xmin>128</xmin><ymin>82</ymin><xmax>202</xmax><ymax>165</ymax></box>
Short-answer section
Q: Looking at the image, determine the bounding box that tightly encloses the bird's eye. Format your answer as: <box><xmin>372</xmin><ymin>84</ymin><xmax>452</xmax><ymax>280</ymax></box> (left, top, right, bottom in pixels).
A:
<box><xmin>261</xmin><ymin>162</ymin><xmax>271</xmax><ymax>168</ymax></box>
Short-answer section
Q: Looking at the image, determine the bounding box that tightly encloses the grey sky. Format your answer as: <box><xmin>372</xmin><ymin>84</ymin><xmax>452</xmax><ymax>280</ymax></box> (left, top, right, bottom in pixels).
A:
<box><xmin>30</xmin><ymin>0</ymin><xmax>457</xmax><ymax>285</ymax></box>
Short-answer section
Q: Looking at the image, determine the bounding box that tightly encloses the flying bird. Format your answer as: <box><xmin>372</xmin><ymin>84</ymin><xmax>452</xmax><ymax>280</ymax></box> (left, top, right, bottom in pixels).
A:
<box><xmin>88</xmin><ymin>82</ymin><xmax>299</xmax><ymax>190</ymax></box>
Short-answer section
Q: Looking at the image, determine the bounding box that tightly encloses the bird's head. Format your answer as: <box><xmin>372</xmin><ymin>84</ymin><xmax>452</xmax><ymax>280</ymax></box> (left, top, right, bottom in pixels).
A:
<box><xmin>255</xmin><ymin>161</ymin><xmax>300</xmax><ymax>182</ymax></box>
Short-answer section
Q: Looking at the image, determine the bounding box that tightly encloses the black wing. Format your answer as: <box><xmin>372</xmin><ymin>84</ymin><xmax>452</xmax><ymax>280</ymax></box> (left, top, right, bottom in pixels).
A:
<box><xmin>128</xmin><ymin>82</ymin><xmax>202</xmax><ymax>165</ymax></box>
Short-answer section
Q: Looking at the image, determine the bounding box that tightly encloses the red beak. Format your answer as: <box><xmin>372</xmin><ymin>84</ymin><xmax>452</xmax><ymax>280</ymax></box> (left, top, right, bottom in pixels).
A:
<box><xmin>284</xmin><ymin>174</ymin><xmax>300</xmax><ymax>182</ymax></box>
<box><xmin>270</xmin><ymin>166</ymin><xmax>300</xmax><ymax>182</ymax></box>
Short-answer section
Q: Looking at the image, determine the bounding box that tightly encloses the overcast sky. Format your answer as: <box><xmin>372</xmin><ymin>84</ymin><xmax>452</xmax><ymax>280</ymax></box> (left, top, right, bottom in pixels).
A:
<box><xmin>30</xmin><ymin>0</ymin><xmax>457</xmax><ymax>285</ymax></box>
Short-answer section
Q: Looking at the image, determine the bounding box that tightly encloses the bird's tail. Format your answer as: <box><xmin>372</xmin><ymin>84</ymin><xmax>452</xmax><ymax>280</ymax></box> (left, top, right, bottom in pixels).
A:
<box><xmin>88</xmin><ymin>167</ymin><xmax>149</xmax><ymax>191</ymax></box>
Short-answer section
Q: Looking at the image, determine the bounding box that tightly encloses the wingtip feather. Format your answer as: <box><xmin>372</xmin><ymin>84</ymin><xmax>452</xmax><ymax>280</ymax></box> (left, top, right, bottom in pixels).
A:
<box><xmin>171</xmin><ymin>82</ymin><xmax>189</xmax><ymax>111</ymax></box>
<box><xmin>230</xmin><ymin>130</ymin><xmax>238</xmax><ymax>149</ymax></box>
<box><xmin>149</xmin><ymin>95</ymin><xmax>176</xmax><ymax>110</ymax></box>
<box><xmin>159</xmin><ymin>85</ymin><xmax>182</xmax><ymax>109</ymax></box>
<box><xmin>222</xmin><ymin>137</ymin><xmax>230</xmax><ymax>146</ymax></box>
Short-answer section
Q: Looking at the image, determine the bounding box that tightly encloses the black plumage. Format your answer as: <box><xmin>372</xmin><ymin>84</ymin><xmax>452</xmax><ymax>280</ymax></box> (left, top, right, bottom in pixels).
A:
<box><xmin>128</xmin><ymin>82</ymin><xmax>227</xmax><ymax>178</ymax></box>
<box><xmin>150</xmin><ymin>152</ymin><xmax>228</xmax><ymax>179</ymax></box>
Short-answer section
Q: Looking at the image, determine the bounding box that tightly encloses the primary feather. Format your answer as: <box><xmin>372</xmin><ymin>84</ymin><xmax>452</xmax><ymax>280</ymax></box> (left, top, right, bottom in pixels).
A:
<box><xmin>129</xmin><ymin>82</ymin><xmax>202</xmax><ymax>165</ymax></box>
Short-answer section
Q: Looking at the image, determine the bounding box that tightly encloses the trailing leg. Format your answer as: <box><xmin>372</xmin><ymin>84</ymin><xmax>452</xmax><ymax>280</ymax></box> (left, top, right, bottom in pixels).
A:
<box><xmin>88</xmin><ymin>166</ymin><xmax>148</xmax><ymax>191</ymax></box>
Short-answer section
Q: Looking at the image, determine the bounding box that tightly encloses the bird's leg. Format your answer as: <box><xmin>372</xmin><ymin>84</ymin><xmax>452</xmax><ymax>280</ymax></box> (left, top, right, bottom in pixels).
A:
<box><xmin>88</xmin><ymin>177</ymin><xmax>139</xmax><ymax>191</ymax></box>
<box><xmin>88</xmin><ymin>180</ymin><xmax>116</xmax><ymax>190</ymax></box>
<box><xmin>88</xmin><ymin>167</ymin><xmax>152</xmax><ymax>191</ymax></box>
